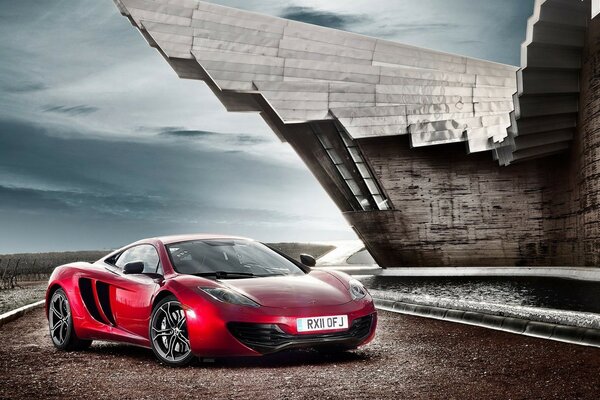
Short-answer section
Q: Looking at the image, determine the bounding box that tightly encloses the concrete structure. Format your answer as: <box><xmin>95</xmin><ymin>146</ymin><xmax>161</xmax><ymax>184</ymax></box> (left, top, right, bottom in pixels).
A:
<box><xmin>113</xmin><ymin>0</ymin><xmax>600</xmax><ymax>268</ymax></box>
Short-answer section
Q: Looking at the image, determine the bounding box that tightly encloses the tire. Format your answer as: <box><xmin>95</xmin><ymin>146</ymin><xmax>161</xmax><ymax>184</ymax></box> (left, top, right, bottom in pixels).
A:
<box><xmin>149</xmin><ymin>295</ymin><xmax>194</xmax><ymax>367</ymax></box>
<box><xmin>48</xmin><ymin>288</ymin><xmax>92</xmax><ymax>351</ymax></box>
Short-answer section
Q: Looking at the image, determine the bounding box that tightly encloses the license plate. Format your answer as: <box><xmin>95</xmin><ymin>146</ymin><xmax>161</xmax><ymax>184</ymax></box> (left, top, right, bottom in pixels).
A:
<box><xmin>297</xmin><ymin>315</ymin><xmax>348</xmax><ymax>333</ymax></box>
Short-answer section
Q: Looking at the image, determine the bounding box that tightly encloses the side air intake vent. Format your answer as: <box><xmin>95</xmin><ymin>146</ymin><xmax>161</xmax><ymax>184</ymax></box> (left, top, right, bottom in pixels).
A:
<box><xmin>79</xmin><ymin>278</ymin><xmax>103</xmax><ymax>323</ymax></box>
<box><xmin>95</xmin><ymin>281</ymin><xmax>115</xmax><ymax>325</ymax></box>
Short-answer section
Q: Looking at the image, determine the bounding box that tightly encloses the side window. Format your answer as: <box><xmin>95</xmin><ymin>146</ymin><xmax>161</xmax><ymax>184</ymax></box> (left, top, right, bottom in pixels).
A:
<box><xmin>115</xmin><ymin>244</ymin><xmax>160</xmax><ymax>274</ymax></box>
<box><xmin>114</xmin><ymin>248</ymin><xmax>137</xmax><ymax>269</ymax></box>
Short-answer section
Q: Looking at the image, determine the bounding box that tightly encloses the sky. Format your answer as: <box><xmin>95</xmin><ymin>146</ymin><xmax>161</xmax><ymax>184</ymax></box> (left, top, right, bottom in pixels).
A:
<box><xmin>0</xmin><ymin>0</ymin><xmax>534</xmax><ymax>253</ymax></box>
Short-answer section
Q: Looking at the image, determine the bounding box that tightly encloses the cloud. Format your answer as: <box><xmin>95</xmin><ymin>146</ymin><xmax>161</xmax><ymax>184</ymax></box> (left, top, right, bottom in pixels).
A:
<box><xmin>368</xmin><ymin>22</ymin><xmax>461</xmax><ymax>38</ymax></box>
<box><xmin>0</xmin><ymin>118</ymin><xmax>351</xmax><ymax>252</ymax></box>
<box><xmin>159</xmin><ymin>129</ymin><xmax>218</xmax><ymax>138</ymax></box>
<box><xmin>0</xmin><ymin>182</ymin><xmax>296</xmax><ymax>224</ymax></box>
<box><xmin>2</xmin><ymin>81</ymin><xmax>47</xmax><ymax>93</ymax></box>
<box><xmin>42</xmin><ymin>105</ymin><xmax>100</xmax><ymax>116</ymax></box>
<box><xmin>0</xmin><ymin>184</ymin><xmax>160</xmax><ymax>220</ymax></box>
<box><xmin>457</xmin><ymin>40</ymin><xmax>485</xmax><ymax>45</ymax></box>
<box><xmin>0</xmin><ymin>185</ymin><xmax>74</xmax><ymax>213</ymax></box>
<box><xmin>158</xmin><ymin>128</ymin><xmax>272</xmax><ymax>145</ymax></box>
<box><xmin>279</xmin><ymin>6</ymin><xmax>369</xmax><ymax>30</ymax></box>
<box><xmin>235</xmin><ymin>134</ymin><xmax>270</xmax><ymax>144</ymax></box>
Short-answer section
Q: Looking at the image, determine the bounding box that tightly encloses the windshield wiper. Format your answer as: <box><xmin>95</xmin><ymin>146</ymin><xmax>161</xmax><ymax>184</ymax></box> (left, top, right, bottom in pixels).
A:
<box><xmin>193</xmin><ymin>271</ymin><xmax>256</xmax><ymax>279</ymax></box>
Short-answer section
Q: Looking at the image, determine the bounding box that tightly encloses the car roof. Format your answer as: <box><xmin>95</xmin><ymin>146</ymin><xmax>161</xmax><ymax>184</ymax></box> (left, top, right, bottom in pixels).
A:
<box><xmin>144</xmin><ymin>233</ymin><xmax>252</xmax><ymax>245</ymax></box>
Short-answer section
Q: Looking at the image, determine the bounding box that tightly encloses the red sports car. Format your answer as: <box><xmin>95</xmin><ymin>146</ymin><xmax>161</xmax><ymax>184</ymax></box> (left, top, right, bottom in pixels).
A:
<box><xmin>45</xmin><ymin>235</ymin><xmax>377</xmax><ymax>366</ymax></box>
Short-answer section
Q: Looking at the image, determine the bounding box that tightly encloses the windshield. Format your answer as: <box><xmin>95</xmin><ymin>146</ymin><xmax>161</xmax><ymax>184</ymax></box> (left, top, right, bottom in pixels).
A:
<box><xmin>166</xmin><ymin>239</ymin><xmax>305</xmax><ymax>278</ymax></box>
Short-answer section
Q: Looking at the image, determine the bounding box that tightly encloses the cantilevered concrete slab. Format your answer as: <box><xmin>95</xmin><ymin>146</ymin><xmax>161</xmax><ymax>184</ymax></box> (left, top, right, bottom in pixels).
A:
<box><xmin>113</xmin><ymin>0</ymin><xmax>521</xmax><ymax>158</ymax></box>
<box><xmin>113</xmin><ymin>0</ymin><xmax>592</xmax><ymax>165</ymax></box>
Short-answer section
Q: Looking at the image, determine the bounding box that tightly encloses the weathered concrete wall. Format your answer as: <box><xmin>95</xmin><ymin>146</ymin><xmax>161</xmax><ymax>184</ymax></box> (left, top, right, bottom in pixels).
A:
<box><xmin>346</xmin><ymin>137</ymin><xmax>553</xmax><ymax>267</ymax></box>
<box><xmin>577</xmin><ymin>16</ymin><xmax>600</xmax><ymax>265</ymax></box>
<box><xmin>542</xmin><ymin>16</ymin><xmax>600</xmax><ymax>266</ymax></box>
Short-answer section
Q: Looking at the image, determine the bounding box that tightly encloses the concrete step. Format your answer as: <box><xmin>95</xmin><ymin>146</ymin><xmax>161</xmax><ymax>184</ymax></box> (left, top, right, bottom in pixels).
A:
<box><xmin>515</xmin><ymin>93</ymin><xmax>578</xmax><ymax>118</ymax></box>
<box><xmin>517</xmin><ymin>69</ymin><xmax>580</xmax><ymax>95</ymax></box>
<box><xmin>522</xmin><ymin>43</ymin><xmax>582</xmax><ymax>70</ymax></box>
<box><xmin>528</xmin><ymin>20</ymin><xmax>587</xmax><ymax>48</ymax></box>
<box><xmin>513</xmin><ymin>128</ymin><xmax>574</xmax><ymax>150</ymax></box>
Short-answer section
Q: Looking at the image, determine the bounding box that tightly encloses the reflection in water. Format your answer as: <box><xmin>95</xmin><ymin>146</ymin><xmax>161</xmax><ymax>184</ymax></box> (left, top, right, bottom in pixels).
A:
<box><xmin>358</xmin><ymin>276</ymin><xmax>600</xmax><ymax>314</ymax></box>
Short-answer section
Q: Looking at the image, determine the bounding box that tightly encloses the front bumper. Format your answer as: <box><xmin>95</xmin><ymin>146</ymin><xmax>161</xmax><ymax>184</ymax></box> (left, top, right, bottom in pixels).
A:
<box><xmin>227</xmin><ymin>313</ymin><xmax>375</xmax><ymax>354</ymax></box>
<box><xmin>183</xmin><ymin>297</ymin><xmax>377</xmax><ymax>357</ymax></box>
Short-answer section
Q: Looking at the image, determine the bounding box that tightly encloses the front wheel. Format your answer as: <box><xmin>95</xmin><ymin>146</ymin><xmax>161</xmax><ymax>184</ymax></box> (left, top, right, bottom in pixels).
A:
<box><xmin>149</xmin><ymin>296</ymin><xmax>194</xmax><ymax>366</ymax></box>
<box><xmin>48</xmin><ymin>288</ymin><xmax>92</xmax><ymax>351</ymax></box>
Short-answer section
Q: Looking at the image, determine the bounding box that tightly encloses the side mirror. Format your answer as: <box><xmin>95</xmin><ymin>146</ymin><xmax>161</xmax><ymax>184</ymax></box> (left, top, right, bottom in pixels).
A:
<box><xmin>300</xmin><ymin>254</ymin><xmax>316</xmax><ymax>267</ymax></box>
<box><xmin>123</xmin><ymin>261</ymin><xmax>145</xmax><ymax>274</ymax></box>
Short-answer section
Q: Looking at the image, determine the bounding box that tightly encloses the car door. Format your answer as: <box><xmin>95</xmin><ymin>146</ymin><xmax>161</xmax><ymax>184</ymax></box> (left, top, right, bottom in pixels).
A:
<box><xmin>107</xmin><ymin>244</ymin><xmax>162</xmax><ymax>339</ymax></box>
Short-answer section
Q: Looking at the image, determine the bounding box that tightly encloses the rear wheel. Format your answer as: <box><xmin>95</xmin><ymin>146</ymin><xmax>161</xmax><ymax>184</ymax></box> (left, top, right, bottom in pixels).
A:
<box><xmin>149</xmin><ymin>296</ymin><xmax>194</xmax><ymax>367</ymax></box>
<box><xmin>48</xmin><ymin>288</ymin><xmax>92</xmax><ymax>351</ymax></box>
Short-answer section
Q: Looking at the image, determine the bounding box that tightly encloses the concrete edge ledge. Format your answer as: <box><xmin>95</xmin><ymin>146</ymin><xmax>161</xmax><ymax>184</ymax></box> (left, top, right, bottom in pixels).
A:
<box><xmin>374</xmin><ymin>298</ymin><xmax>600</xmax><ymax>348</ymax></box>
<box><xmin>318</xmin><ymin>266</ymin><xmax>600</xmax><ymax>281</ymax></box>
<box><xmin>0</xmin><ymin>300</ymin><xmax>45</xmax><ymax>328</ymax></box>
<box><xmin>373</xmin><ymin>267</ymin><xmax>600</xmax><ymax>281</ymax></box>
<box><xmin>314</xmin><ymin>266</ymin><xmax>382</xmax><ymax>275</ymax></box>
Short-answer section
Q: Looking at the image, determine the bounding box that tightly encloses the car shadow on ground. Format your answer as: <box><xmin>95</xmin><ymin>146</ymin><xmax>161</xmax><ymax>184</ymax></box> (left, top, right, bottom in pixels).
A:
<box><xmin>214</xmin><ymin>349</ymin><xmax>372</xmax><ymax>369</ymax></box>
<box><xmin>86</xmin><ymin>342</ymin><xmax>154</xmax><ymax>360</ymax></box>
<box><xmin>86</xmin><ymin>342</ymin><xmax>373</xmax><ymax>369</ymax></box>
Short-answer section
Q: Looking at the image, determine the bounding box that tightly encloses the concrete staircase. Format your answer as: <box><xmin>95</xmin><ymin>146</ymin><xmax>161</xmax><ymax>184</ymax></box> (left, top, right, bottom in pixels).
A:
<box><xmin>495</xmin><ymin>0</ymin><xmax>591</xmax><ymax>165</ymax></box>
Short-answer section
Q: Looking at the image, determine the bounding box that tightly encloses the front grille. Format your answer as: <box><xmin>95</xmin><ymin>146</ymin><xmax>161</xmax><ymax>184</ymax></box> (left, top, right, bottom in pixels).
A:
<box><xmin>228</xmin><ymin>314</ymin><xmax>374</xmax><ymax>354</ymax></box>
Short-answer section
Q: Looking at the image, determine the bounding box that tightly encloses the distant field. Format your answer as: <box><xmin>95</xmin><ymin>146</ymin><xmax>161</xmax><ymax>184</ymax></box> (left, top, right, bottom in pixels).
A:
<box><xmin>0</xmin><ymin>251</ymin><xmax>106</xmax><ymax>286</ymax></box>
<box><xmin>0</xmin><ymin>243</ymin><xmax>335</xmax><ymax>285</ymax></box>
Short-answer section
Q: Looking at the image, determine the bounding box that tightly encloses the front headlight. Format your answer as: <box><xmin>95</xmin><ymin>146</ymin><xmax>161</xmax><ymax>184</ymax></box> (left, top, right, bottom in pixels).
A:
<box><xmin>199</xmin><ymin>287</ymin><xmax>260</xmax><ymax>308</ymax></box>
<box><xmin>349</xmin><ymin>279</ymin><xmax>367</xmax><ymax>300</ymax></box>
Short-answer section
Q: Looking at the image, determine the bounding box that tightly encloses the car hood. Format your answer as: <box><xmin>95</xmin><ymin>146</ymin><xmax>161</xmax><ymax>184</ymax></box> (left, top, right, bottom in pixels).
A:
<box><xmin>221</xmin><ymin>271</ymin><xmax>351</xmax><ymax>308</ymax></box>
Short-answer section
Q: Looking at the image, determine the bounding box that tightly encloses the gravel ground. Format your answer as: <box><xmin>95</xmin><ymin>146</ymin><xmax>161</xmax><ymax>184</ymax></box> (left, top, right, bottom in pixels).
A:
<box><xmin>1</xmin><ymin>309</ymin><xmax>599</xmax><ymax>399</ymax></box>
<box><xmin>0</xmin><ymin>282</ymin><xmax>46</xmax><ymax>314</ymax></box>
